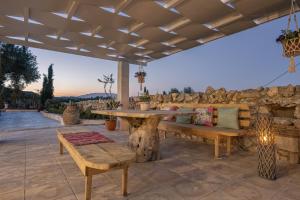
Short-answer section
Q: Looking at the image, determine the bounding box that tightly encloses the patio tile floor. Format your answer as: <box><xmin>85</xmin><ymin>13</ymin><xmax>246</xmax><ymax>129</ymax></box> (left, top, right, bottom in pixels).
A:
<box><xmin>0</xmin><ymin>125</ymin><xmax>299</xmax><ymax>200</ymax></box>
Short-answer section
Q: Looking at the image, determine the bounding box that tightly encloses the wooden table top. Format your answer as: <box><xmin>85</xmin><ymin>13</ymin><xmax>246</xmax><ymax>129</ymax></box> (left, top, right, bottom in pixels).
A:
<box><xmin>57</xmin><ymin>127</ymin><xmax>136</xmax><ymax>171</ymax></box>
<box><xmin>91</xmin><ymin>109</ymin><xmax>196</xmax><ymax>119</ymax></box>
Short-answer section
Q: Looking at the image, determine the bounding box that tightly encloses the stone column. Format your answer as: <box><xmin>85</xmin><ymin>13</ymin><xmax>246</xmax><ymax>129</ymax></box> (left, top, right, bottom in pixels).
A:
<box><xmin>117</xmin><ymin>61</ymin><xmax>129</xmax><ymax>131</ymax></box>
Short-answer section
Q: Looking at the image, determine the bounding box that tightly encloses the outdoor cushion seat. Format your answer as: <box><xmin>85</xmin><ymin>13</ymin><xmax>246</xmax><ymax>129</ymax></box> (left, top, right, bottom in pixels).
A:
<box><xmin>157</xmin><ymin>103</ymin><xmax>251</xmax><ymax>158</ymax></box>
<box><xmin>158</xmin><ymin>121</ymin><xmax>246</xmax><ymax>138</ymax></box>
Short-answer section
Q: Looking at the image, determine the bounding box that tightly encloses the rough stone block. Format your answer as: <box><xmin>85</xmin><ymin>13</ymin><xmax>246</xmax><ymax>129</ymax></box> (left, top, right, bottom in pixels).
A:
<box><xmin>238</xmin><ymin>90</ymin><xmax>260</xmax><ymax>99</ymax></box>
<box><xmin>280</xmin><ymin>84</ymin><xmax>295</xmax><ymax>97</ymax></box>
<box><xmin>295</xmin><ymin>105</ymin><xmax>300</xmax><ymax>119</ymax></box>
<box><xmin>205</xmin><ymin>86</ymin><xmax>214</xmax><ymax>94</ymax></box>
<box><xmin>267</xmin><ymin>87</ymin><xmax>278</xmax><ymax>97</ymax></box>
<box><xmin>293</xmin><ymin>119</ymin><xmax>300</xmax><ymax>129</ymax></box>
<box><xmin>277</xmin><ymin>149</ymin><xmax>299</xmax><ymax>164</ymax></box>
<box><xmin>295</xmin><ymin>85</ymin><xmax>300</xmax><ymax>94</ymax></box>
<box><xmin>273</xmin><ymin>117</ymin><xmax>293</xmax><ymax>126</ymax></box>
<box><xmin>258</xmin><ymin>106</ymin><xmax>270</xmax><ymax>114</ymax></box>
<box><xmin>275</xmin><ymin>135</ymin><xmax>299</xmax><ymax>152</ymax></box>
<box><xmin>171</xmin><ymin>93</ymin><xmax>178</xmax><ymax>102</ymax></box>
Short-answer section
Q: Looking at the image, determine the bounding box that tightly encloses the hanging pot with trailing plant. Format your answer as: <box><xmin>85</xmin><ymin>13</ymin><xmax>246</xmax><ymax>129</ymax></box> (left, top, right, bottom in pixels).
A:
<box><xmin>134</xmin><ymin>69</ymin><xmax>146</xmax><ymax>91</ymax></box>
<box><xmin>276</xmin><ymin>0</ymin><xmax>299</xmax><ymax>73</ymax></box>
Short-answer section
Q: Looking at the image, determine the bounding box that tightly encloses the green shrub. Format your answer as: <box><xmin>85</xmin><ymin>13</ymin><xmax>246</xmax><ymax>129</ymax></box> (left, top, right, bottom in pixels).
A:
<box><xmin>169</xmin><ymin>88</ymin><xmax>179</xmax><ymax>94</ymax></box>
<box><xmin>183</xmin><ymin>87</ymin><xmax>194</xmax><ymax>94</ymax></box>
<box><xmin>80</xmin><ymin>107</ymin><xmax>107</xmax><ymax>120</ymax></box>
<box><xmin>45</xmin><ymin>99</ymin><xmax>66</xmax><ymax>114</ymax></box>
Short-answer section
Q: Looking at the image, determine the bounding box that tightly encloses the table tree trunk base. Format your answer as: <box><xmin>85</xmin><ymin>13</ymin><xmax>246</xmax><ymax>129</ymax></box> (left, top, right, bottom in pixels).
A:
<box><xmin>125</xmin><ymin>117</ymin><xmax>161</xmax><ymax>162</ymax></box>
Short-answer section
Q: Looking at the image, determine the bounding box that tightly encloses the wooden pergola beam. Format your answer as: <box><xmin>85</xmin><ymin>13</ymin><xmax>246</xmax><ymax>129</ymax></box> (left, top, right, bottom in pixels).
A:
<box><xmin>24</xmin><ymin>7</ymin><xmax>29</xmax><ymax>42</ymax></box>
<box><xmin>115</xmin><ymin>0</ymin><xmax>133</xmax><ymax>14</ymax></box>
<box><xmin>57</xmin><ymin>0</ymin><xmax>79</xmax><ymax>40</ymax></box>
<box><xmin>164</xmin><ymin>0</ymin><xmax>185</xmax><ymax>9</ymax></box>
<box><xmin>91</xmin><ymin>25</ymin><xmax>103</xmax><ymax>37</ymax></box>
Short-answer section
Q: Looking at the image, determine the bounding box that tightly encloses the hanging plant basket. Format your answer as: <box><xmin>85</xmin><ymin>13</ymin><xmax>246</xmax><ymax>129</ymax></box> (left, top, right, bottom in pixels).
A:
<box><xmin>276</xmin><ymin>0</ymin><xmax>299</xmax><ymax>73</ymax></box>
<box><xmin>137</xmin><ymin>75</ymin><xmax>145</xmax><ymax>83</ymax></box>
<box><xmin>280</xmin><ymin>34</ymin><xmax>300</xmax><ymax>57</ymax></box>
<box><xmin>134</xmin><ymin>70</ymin><xmax>146</xmax><ymax>91</ymax></box>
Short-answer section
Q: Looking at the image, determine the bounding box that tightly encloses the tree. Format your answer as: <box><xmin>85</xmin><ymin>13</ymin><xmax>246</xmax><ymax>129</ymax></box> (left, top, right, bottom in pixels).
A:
<box><xmin>0</xmin><ymin>44</ymin><xmax>40</xmax><ymax>104</ymax></box>
<box><xmin>0</xmin><ymin>43</ymin><xmax>14</xmax><ymax>98</ymax></box>
<box><xmin>169</xmin><ymin>88</ymin><xmax>179</xmax><ymax>94</ymax></box>
<box><xmin>5</xmin><ymin>45</ymin><xmax>40</xmax><ymax>90</ymax></box>
<box><xmin>143</xmin><ymin>86</ymin><xmax>149</xmax><ymax>95</ymax></box>
<box><xmin>40</xmin><ymin>74</ymin><xmax>48</xmax><ymax>107</ymax></box>
<box><xmin>183</xmin><ymin>87</ymin><xmax>194</xmax><ymax>94</ymax></box>
<box><xmin>97</xmin><ymin>74</ymin><xmax>114</xmax><ymax>98</ymax></box>
<box><xmin>46</xmin><ymin>64</ymin><xmax>54</xmax><ymax>99</ymax></box>
<box><xmin>40</xmin><ymin>64</ymin><xmax>55</xmax><ymax>108</ymax></box>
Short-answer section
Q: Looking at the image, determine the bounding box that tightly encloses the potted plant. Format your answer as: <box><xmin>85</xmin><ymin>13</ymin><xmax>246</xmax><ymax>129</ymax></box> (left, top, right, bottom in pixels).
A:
<box><xmin>105</xmin><ymin>99</ymin><xmax>120</xmax><ymax>131</ymax></box>
<box><xmin>276</xmin><ymin>29</ymin><xmax>300</xmax><ymax>57</ymax></box>
<box><xmin>139</xmin><ymin>95</ymin><xmax>150</xmax><ymax>111</ymax></box>
<box><xmin>98</xmin><ymin>73</ymin><xmax>120</xmax><ymax>131</ymax></box>
<box><xmin>134</xmin><ymin>71</ymin><xmax>146</xmax><ymax>91</ymax></box>
<box><xmin>139</xmin><ymin>87</ymin><xmax>151</xmax><ymax>111</ymax></box>
<box><xmin>276</xmin><ymin>1</ymin><xmax>299</xmax><ymax>73</ymax></box>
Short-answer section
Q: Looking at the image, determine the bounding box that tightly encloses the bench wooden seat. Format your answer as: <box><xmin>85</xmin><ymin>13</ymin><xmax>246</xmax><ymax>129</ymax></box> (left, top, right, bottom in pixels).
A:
<box><xmin>157</xmin><ymin>103</ymin><xmax>251</xmax><ymax>158</ymax></box>
<box><xmin>57</xmin><ymin>127</ymin><xmax>136</xmax><ymax>200</ymax></box>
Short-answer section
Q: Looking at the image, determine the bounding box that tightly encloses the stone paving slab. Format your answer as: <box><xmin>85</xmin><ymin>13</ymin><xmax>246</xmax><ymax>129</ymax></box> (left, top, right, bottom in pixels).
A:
<box><xmin>0</xmin><ymin>111</ymin><xmax>61</xmax><ymax>132</ymax></box>
<box><xmin>0</xmin><ymin>125</ymin><xmax>299</xmax><ymax>200</ymax></box>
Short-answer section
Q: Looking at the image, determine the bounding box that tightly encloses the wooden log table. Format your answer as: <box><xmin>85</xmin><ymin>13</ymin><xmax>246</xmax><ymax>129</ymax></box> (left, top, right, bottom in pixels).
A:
<box><xmin>57</xmin><ymin>127</ymin><xmax>136</xmax><ymax>200</ymax></box>
<box><xmin>92</xmin><ymin>110</ymin><xmax>195</xmax><ymax>162</ymax></box>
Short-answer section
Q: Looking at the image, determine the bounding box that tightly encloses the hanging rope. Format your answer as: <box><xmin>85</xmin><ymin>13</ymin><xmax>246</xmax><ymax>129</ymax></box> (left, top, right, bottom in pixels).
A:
<box><xmin>262</xmin><ymin>70</ymin><xmax>289</xmax><ymax>87</ymax></box>
<box><xmin>286</xmin><ymin>0</ymin><xmax>299</xmax><ymax>32</ymax></box>
<box><xmin>262</xmin><ymin>62</ymin><xmax>299</xmax><ymax>88</ymax></box>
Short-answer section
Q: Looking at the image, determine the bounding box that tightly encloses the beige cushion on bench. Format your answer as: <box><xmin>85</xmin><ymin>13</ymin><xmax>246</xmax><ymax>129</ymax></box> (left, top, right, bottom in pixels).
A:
<box><xmin>217</xmin><ymin>107</ymin><xmax>239</xmax><ymax>130</ymax></box>
<box><xmin>158</xmin><ymin>121</ymin><xmax>246</xmax><ymax>138</ymax></box>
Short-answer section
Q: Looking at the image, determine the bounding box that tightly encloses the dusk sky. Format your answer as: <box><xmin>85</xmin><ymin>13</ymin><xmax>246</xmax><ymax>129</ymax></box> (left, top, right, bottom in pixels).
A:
<box><xmin>25</xmin><ymin>14</ymin><xmax>300</xmax><ymax>97</ymax></box>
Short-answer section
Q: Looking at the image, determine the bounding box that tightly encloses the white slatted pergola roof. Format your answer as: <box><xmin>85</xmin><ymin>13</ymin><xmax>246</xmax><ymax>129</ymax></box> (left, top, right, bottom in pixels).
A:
<box><xmin>0</xmin><ymin>0</ymin><xmax>298</xmax><ymax>65</ymax></box>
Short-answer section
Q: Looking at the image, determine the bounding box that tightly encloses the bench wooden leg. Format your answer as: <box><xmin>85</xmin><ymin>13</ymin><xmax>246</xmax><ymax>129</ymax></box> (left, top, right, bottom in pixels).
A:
<box><xmin>122</xmin><ymin>166</ymin><xmax>128</xmax><ymax>196</ymax></box>
<box><xmin>227</xmin><ymin>137</ymin><xmax>231</xmax><ymax>156</ymax></box>
<box><xmin>59</xmin><ymin>142</ymin><xmax>63</xmax><ymax>155</ymax></box>
<box><xmin>85</xmin><ymin>175</ymin><xmax>93</xmax><ymax>200</ymax></box>
<box><xmin>214</xmin><ymin>135</ymin><xmax>220</xmax><ymax>159</ymax></box>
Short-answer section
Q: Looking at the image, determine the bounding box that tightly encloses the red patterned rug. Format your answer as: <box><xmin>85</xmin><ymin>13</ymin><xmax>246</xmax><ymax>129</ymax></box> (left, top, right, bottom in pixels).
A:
<box><xmin>62</xmin><ymin>132</ymin><xmax>114</xmax><ymax>146</ymax></box>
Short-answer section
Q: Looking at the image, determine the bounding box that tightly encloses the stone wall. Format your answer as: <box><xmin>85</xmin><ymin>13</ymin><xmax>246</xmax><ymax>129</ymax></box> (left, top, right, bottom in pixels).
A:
<box><xmin>147</xmin><ymin>84</ymin><xmax>300</xmax><ymax>163</ymax></box>
<box><xmin>77</xmin><ymin>85</ymin><xmax>300</xmax><ymax>131</ymax></box>
<box><xmin>76</xmin><ymin>99</ymin><xmax>108</xmax><ymax>111</ymax></box>
<box><xmin>78</xmin><ymin>84</ymin><xmax>300</xmax><ymax>163</ymax></box>
<box><xmin>146</xmin><ymin>84</ymin><xmax>300</xmax><ymax>130</ymax></box>
<box><xmin>76</xmin><ymin>99</ymin><xmax>136</xmax><ymax>111</ymax></box>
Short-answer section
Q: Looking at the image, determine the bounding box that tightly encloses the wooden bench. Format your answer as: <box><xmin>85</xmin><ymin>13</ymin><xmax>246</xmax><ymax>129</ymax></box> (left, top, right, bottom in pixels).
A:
<box><xmin>57</xmin><ymin>128</ymin><xmax>136</xmax><ymax>200</ymax></box>
<box><xmin>157</xmin><ymin>103</ymin><xmax>251</xmax><ymax>158</ymax></box>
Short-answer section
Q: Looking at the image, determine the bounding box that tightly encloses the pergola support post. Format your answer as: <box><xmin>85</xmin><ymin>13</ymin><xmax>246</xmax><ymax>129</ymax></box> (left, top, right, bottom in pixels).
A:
<box><xmin>117</xmin><ymin>61</ymin><xmax>129</xmax><ymax>131</ymax></box>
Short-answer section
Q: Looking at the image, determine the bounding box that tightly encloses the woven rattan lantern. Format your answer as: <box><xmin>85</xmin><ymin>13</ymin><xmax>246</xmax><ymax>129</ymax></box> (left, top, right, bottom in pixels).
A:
<box><xmin>255</xmin><ymin>113</ymin><xmax>276</xmax><ymax>180</ymax></box>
